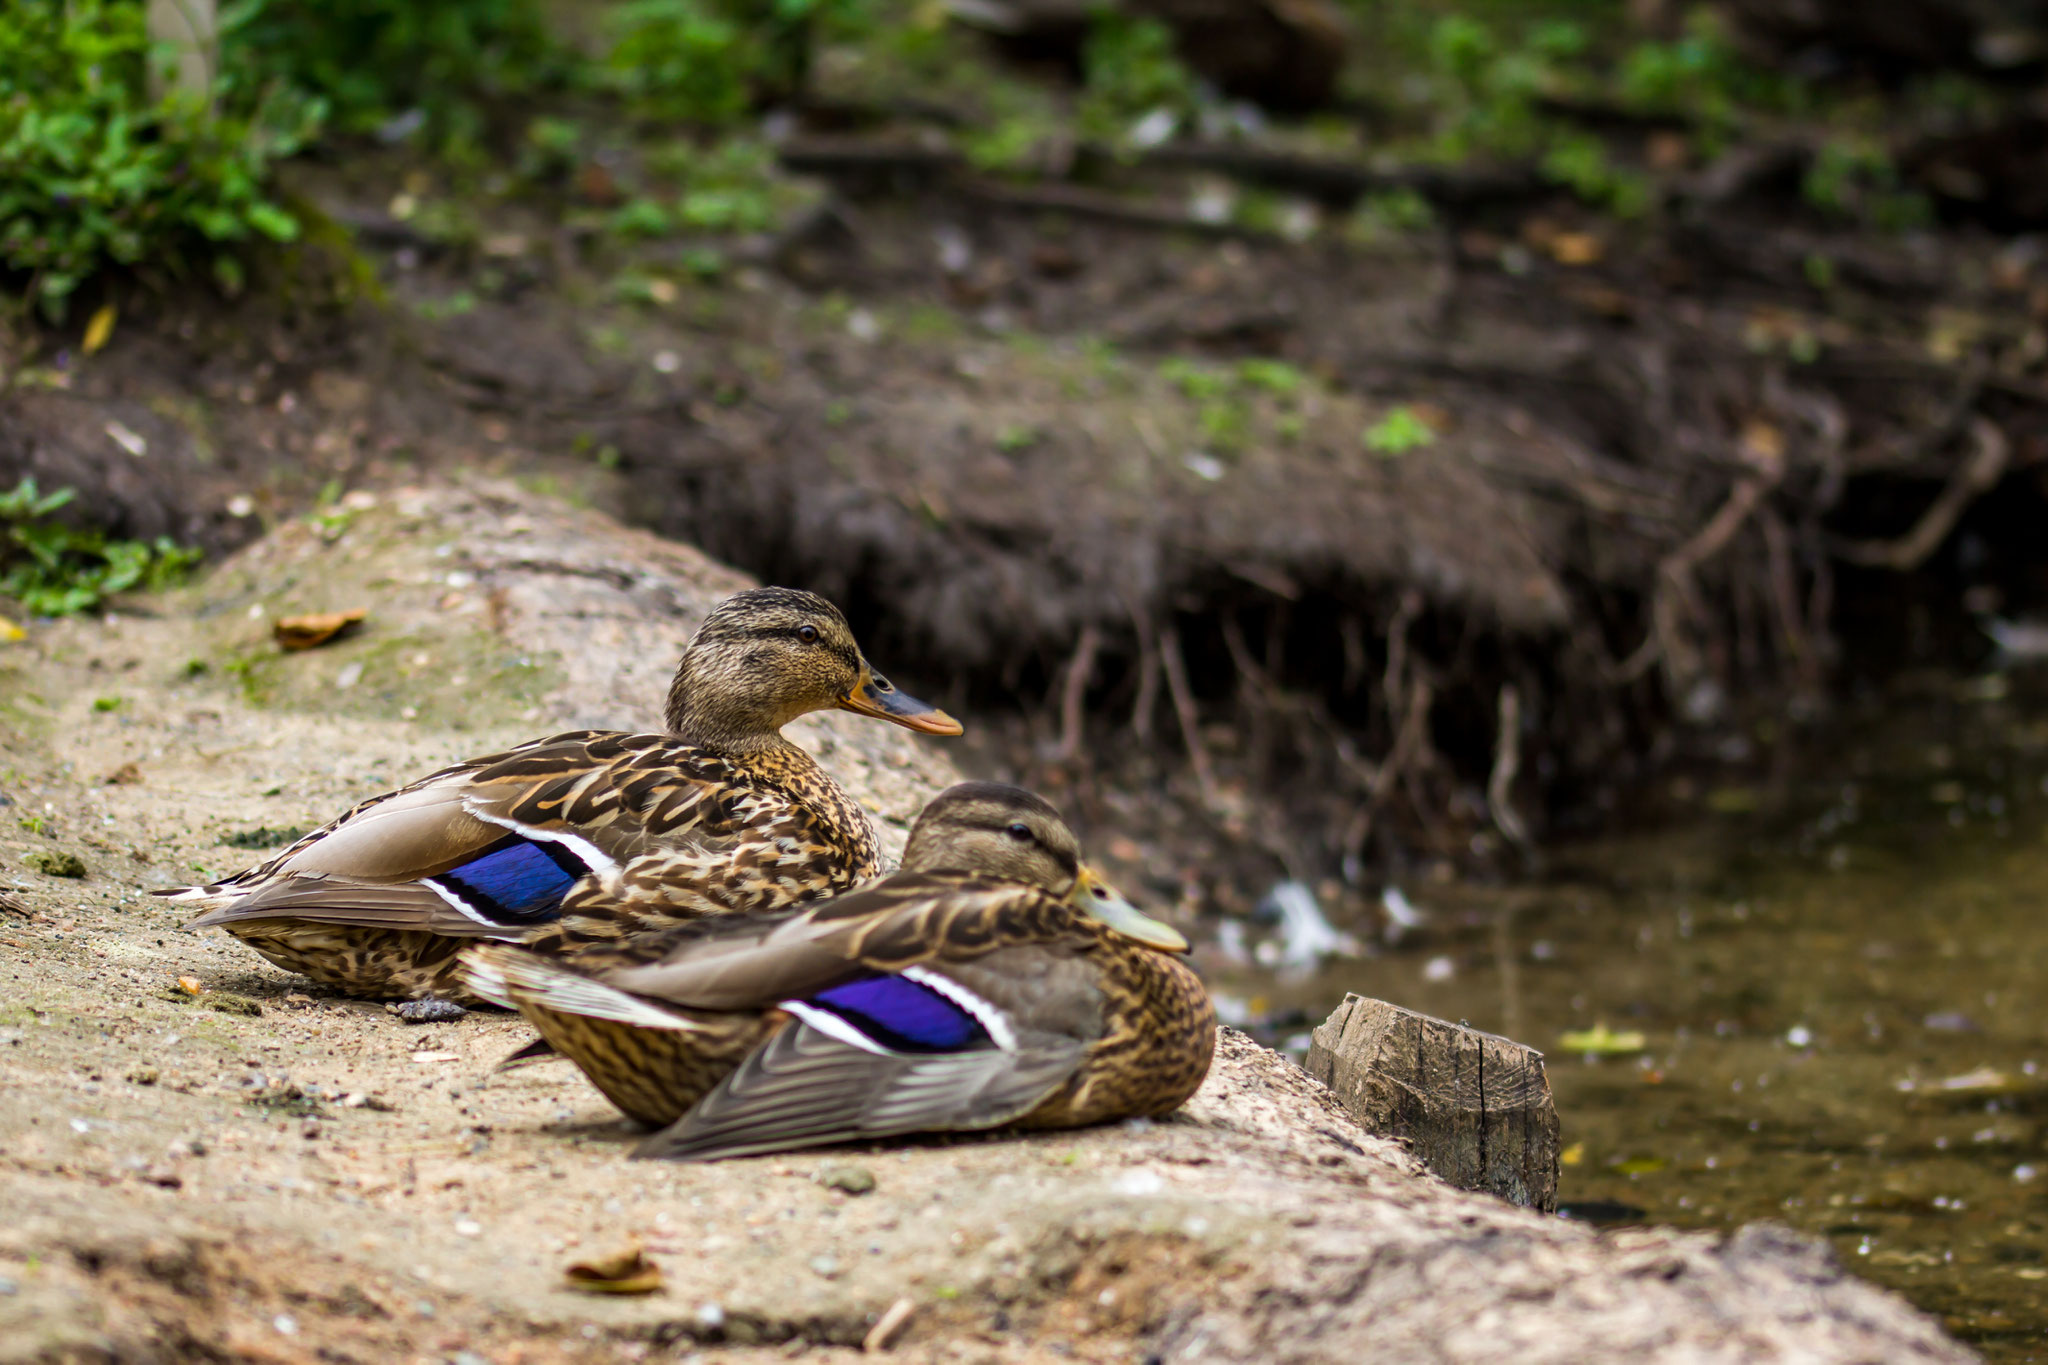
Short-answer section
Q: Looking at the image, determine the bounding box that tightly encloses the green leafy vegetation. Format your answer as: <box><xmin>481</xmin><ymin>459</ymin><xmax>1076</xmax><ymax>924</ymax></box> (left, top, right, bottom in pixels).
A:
<box><xmin>0</xmin><ymin>0</ymin><xmax>1967</xmax><ymax>322</ymax></box>
<box><xmin>226</xmin><ymin>0</ymin><xmax>562</xmax><ymax>151</ymax></box>
<box><xmin>0</xmin><ymin>0</ymin><xmax>317</xmax><ymax>319</ymax></box>
<box><xmin>603</xmin><ymin>0</ymin><xmax>874</xmax><ymax>124</ymax></box>
<box><xmin>0</xmin><ymin>480</ymin><xmax>201</xmax><ymax>616</ymax></box>
<box><xmin>1363</xmin><ymin>406</ymin><xmax>1438</xmax><ymax>456</ymax></box>
<box><xmin>1079</xmin><ymin>12</ymin><xmax>1199</xmax><ymax>144</ymax></box>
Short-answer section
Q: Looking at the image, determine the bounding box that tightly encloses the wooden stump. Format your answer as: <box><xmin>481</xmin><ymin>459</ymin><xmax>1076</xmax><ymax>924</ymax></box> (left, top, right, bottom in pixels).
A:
<box><xmin>1304</xmin><ymin>994</ymin><xmax>1560</xmax><ymax>1211</ymax></box>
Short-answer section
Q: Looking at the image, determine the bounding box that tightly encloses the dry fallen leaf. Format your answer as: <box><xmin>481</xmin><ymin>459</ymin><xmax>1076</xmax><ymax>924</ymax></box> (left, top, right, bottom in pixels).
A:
<box><xmin>1549</xmin><ymin>232</ymin><xmax>1604</xmax><ymax>266</ymax></box>
<box><xmin>82</xmin><ymin>303</ymin><xmax>117</xmax><ymax>356</ymax></box>
<box><xmin>564</xmin><ymin>1244</ymin><xmax>664</xmax><ymax>1295</ymax></box>
<box><xmin>0</xmin><ymin>615</ymin><xmax>23</xmax><ymax>644</ymax></box>
<box><xmin>174</xmin><ymin>976</ymin><xmax>204</xmax><ymax>996</ymax></box>
<box><xmin>274</xmin><ymin>608</ymin><xmax>368</xmax><ymax>651</ymax></box>
<box><xmin>103</xmin><ymin>762</ymin><xmax>142</xmax><ymax>786</ymax></box>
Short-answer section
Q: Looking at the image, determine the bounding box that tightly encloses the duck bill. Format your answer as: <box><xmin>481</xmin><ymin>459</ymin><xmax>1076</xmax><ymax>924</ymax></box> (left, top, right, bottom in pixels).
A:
<box><xmin>838</xmin><ymin>666</ymin><xmax>962</xmax><ymax>736</ymax></box>
<box><xmin>1072</xmin><ymin>864</ymin><xmax>1189</xmax><ymax>952</ymax></box>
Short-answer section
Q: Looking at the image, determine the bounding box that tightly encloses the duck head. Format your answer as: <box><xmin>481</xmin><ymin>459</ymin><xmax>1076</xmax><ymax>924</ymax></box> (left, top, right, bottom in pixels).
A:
<box><xmin>902</xmin><ymin>782</ymin><xmax>1189</xmax><ymax>951</ymax></box>
<box><xmin>664</xmin><ymin>587</ymin><xmax>960</xmax><ymax>748</ymax></box>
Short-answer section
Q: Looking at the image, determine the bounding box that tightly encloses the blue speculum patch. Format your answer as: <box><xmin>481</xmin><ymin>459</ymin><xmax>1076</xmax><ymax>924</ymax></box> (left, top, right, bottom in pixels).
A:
<box><xmin>809</xmin><ymin>973</ymin><xmax>987</xmax><ymax>1052</ymax></box>
<box><xmin>430</xmin><ymin>835</ymin><xmax>586</xmax><ymax>925</ymax></box>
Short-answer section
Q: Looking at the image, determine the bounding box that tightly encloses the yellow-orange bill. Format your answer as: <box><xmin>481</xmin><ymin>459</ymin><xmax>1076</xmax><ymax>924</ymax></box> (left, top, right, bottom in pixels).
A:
<box><xmin>838</xmin><ymin>669</ymin><xmax>962</xmax><ymax>736</ymax></box>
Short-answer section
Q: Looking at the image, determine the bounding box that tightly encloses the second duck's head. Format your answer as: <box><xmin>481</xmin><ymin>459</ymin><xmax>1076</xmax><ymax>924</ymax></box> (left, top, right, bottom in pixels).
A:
<box><xmin>666</xmin><ymin>587</ymin><xmax>961</xmax><ymax>748</ymax></box>
<box><xmin>902</xmin><ymin>782</ymin><xmax>1189</xmax><ymax>951</ymax></box>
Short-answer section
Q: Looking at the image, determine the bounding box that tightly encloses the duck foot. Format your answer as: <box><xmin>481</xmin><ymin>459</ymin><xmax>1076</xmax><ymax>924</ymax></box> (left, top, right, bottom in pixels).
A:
<box><xmin>394</xmin><ymin>998</ymin><xmax>469</xmax><ymax>1024</ymax></box>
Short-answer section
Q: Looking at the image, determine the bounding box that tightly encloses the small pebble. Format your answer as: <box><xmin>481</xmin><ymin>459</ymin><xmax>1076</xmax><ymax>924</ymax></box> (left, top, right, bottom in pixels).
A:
<box><xmin>808</xmin><ymin>1254</ymin><xmax>840</xmax><ymax>1279</ymax></box>
<box><xmin>816</xmin><ymin>1165</ymin><xmax>875</xmax><ymax>1196</ymax></box>
<box><xmin>396</xmin><ymin>999</ymin><xmax>468</xmax><ymax>1024</ymax></box>
<box><xmin>0</xmin><ymin>1276</ymin><xmax>17</xmax><ymax>1295</ymax></box>
<box><xmin>454</xmin><ymin>1219</ymin><xmax>482</xmax><ymax>1237</ymax></box>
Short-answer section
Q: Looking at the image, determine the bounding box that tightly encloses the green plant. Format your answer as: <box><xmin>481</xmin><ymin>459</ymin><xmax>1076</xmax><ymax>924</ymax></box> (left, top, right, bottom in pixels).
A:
<box><xmin>604</xmin><ymin>0</ymin><xmax>873</xmax><ymax>124</ymax></box>
<box><xmin>1159</xmin><ymin>356</ymin><xmax>1231</xmax><ymax>401</ymax></box>
<box><xmin>1803</xmin><ymin>137</ymin><xmax>1929</xmax><ymax>228</ymax></box>
<box><xmin>605</xmin><ymin>0</ymin><xmax>750</xmax><ymax>124</ymax></box>
<box><xmin>0</xmin><ymin>0</ymin><xmax>317</xmax><ymax>320</ymax></box>
<box><xmin>1237</xmin><ymin>358</ymin><xmax>1304</xmax><ymax>396</ymax></box>
<box><xmin>1079</xmin><ymin>11</ymin><xmax>1199</xmax><ymax>142</ymax></box>
<box><xmin>0</xmin><ymin>480</ymin><xmax>201</xmax><ymax>615</ymax></box>
<box><xmin>223</xmin><ymin>0</ymin><xmax>560</xmax><ymax>152</ymax></box>
<box><xmin>1198</xmin><ymin>400</ymin><xmax>1250</xmax><ymax>453</ymax></box>
<box><xmin>1363</xmin><ymin>406</ymin><xmax>1437</xmax><ymax>456</ymax></box>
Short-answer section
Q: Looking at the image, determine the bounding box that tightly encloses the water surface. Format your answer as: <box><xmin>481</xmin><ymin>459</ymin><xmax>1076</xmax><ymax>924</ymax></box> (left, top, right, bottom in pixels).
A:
<box><xmin>1213</xmin><ymin>676</ymin><xmax>2048</xmax><ymax>1359</ymax></box>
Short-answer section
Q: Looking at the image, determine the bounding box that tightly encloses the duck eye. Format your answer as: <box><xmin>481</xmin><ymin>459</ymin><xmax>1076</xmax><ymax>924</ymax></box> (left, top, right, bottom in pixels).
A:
<box><xmin>796</xmin><ymin>624</ymin><xmax>820</xmax><ymax>644</ymax></box>
<box><xmin>1004</xmin><ymin>822</ymin><xmax>1033</xmax><ymax>842</ymax></box>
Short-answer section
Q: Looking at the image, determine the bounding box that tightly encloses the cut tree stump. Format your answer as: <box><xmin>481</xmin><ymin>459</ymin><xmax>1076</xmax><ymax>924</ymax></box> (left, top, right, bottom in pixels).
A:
<box><xmin>1305</xmin><ymin>993</ymin><xmax>1560</xmax><ymax>1211</ymax></box>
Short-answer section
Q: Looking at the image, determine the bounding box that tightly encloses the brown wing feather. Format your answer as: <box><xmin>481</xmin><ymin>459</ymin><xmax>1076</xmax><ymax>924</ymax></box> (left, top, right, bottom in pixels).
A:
<box><xmin>185</xmin><ymin>880</ymin><xmax>515</xmax><ymax>937</ymax></box>
<box><xmin>160</xmin><ymin>730</ymin><xmax>881</xmax><ymax>943</ymax></box>
<box><xmin>592</xmin><ymin>873</ymin><xmax>1088</xmax><ymax>1010</ymax></box>
<box><xmin>635</xmin><ymin>1020</ymin><xmax>1086</xmax><ymax>1162</ymax></box>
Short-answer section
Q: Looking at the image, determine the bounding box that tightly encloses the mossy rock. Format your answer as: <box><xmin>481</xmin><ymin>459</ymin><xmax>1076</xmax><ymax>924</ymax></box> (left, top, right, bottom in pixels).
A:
<box><xmin>24</xmin><ymin>849</ymin><xmax>86</xmax><ymax>878</ymax></box>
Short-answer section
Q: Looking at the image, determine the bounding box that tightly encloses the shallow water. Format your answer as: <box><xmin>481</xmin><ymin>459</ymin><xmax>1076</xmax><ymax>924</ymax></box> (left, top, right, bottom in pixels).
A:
<box><xmin>1210</xmin><ymin>675</ymin><xmax>2048</xmax><ymax>1359</ymax></box>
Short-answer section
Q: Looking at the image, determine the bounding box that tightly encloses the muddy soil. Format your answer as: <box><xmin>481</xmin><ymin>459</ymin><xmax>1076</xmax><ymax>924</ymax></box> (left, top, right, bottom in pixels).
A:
<box><xmin>0</xmin><ymin>484</ymin><xmax>1972</xmax><ymax>1362</ymax></box>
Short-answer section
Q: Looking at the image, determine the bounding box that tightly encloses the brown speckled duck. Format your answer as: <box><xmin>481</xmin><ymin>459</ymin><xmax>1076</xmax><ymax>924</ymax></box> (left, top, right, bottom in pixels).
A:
<box><xmin>459</xmin><ymin>782</ymin><xmax>1216</xmax><ymax>1161</ymax></box>
<box><xmin>156</xmin><ymin>588</ymin><xmax>960</xmax><ymax>1015</ymax></box>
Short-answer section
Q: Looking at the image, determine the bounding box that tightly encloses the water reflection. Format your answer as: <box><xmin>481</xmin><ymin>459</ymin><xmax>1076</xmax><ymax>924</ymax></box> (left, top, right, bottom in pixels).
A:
<box><xmin>1207</xmin><ymin>682</ymin><xmax>2048</xmax><ymax>1360</ymax></box>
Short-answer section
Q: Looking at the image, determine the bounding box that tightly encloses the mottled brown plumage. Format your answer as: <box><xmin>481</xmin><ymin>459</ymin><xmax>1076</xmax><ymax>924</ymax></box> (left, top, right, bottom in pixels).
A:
<box><xmin>155</xmin><ymin>588</ymin><xmax>960</xmax><ymax>1003</ymax></box>
<box><xmin>460</xmin><ymin>782</ymin><xmax>1216</xmax><ymax>1160</ymax></box>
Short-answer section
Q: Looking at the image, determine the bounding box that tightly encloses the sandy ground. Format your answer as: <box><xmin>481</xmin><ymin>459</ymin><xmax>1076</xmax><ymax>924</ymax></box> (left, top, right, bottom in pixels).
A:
<box><xmin>0</xmin><ymin>483</ymin><xmax>1975</xmax><ymax>1363</ymax></box>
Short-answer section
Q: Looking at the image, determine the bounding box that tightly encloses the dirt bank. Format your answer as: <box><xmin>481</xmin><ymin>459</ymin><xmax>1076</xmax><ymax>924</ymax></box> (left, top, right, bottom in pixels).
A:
<box><xmin>0</xmin><ymin>484</ymin><xmax>1971</xmax><ymax>1361</ymax></box>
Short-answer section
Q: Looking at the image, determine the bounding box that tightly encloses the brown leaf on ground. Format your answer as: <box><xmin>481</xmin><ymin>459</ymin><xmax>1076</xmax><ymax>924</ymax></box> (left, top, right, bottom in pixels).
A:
<box><xmin>273</xmin><ymin>609</ymin><xmax>368</xmax><ymax>651</ymax></box>
<box><xmin>563</xmin><ymin>1244</ymin><xmax>663</xmax><ymax>1295</ymax></box>
<box><xmin>104</xmin><ymin>762</ymin><xmax>142</xmax><ymax>785</ymax></box>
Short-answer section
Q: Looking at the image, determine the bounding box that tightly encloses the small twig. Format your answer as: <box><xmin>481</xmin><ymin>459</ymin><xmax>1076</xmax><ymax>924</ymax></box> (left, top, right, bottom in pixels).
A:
<box><xmin>1758</xmin><ymin>507</ymin><xmax>1821</xmax><ymax>695</ymax></box>
<box><xmin>1486</xmin><ymin>683</ymin><xmax>1533</xmax><ymax>860</ymax></box>
<box><xmin>1053</xmin><ymin>623</ymin><xmax>1100</xmax><ymax>764</ymax></box>
<box><xmin>1128</xmin><ymin>605</ymin><xmax>1160</xmax><ymax>742</ymax></box>
<box><xmin>1832</xmin><ymin>418</ymin><xmax>2010</xmax><ymax>571</ymax></box>
<box><xmin>1344</xmin><ymin>671</ymin><xmax>1434</xmax><ymax>871</ymax></box>
<box><xmin>1614</xmin><ymin>471</ymin><xmax>1776</xmax><ymax>685</ymax></box>
<box><xmin>1339</xmin><ymin>614</ymin><xmax>1367</xmax><ymax>696</ymax></box>
<box><xmin>1219</xmin><ymin>613</ymin><xmax>1280</xmax><ymax>706</ymax></box>
<box><xmin>1383</xmin><ymin>589</ymin><xmax>1423</xmax><ymax>720</ymax></box>
<box><xmin>1158</xmin><ymin>622</ymin><xmax>1215</xmax><ymax>799</ymax></box>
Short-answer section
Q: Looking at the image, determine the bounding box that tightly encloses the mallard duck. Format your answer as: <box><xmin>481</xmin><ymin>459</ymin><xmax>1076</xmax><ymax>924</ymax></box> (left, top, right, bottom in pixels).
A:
<box><xmin>460</xmin><ymin>781</ymin><xmax>1216</xmax><ymax>1160</ymax></box>
<box><xmin>157</xmin><ymin>587</ymin><xmax>960</xmax><ymax>1011</ymax></box>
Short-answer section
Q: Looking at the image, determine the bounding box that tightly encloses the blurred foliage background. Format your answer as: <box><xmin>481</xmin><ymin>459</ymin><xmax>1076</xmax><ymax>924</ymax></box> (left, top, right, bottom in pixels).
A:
<box><xmin>9</xmin><ymin>0</ymin><xmax>2039</xmax><ymax>318</ymax></box>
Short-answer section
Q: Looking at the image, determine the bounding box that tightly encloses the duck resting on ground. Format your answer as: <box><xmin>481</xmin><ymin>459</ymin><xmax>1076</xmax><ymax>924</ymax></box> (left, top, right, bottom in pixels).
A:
<box><xmin>156</xmin><ymin>587</ymin><xmax>960</xmax><ymax>1015</ymax></box>
<box><xmin>460</xmin><ymin>781</ymin><xmax>1216</xmax><ymax>1161</ymax></box>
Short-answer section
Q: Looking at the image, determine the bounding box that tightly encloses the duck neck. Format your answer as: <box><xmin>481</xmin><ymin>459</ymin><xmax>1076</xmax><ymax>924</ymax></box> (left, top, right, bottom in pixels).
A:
<box><xmin>664</xmin><ymin>662</ymin><xmax>797</xmax><ymax>757</ymax></box>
